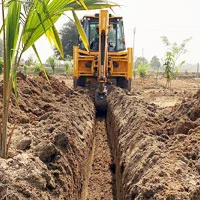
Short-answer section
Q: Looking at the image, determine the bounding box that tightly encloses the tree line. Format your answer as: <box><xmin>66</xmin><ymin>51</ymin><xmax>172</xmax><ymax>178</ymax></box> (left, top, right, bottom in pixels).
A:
<box><xmin>52</xmin><ymin>21</ymin><xmax>192</xmax><ymax>87</ymax></box>
<box><xmin>0</xmin><ymin>16</ymin><xmax>192</xmax><ymax>88</ymax></box>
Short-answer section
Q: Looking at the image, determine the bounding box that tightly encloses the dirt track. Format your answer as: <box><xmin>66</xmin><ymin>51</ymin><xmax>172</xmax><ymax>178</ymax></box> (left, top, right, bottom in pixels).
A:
<box><xmin>0</xmin><ymin>74</ymin><xmax>199</xmax><ymax>199</ymax></box>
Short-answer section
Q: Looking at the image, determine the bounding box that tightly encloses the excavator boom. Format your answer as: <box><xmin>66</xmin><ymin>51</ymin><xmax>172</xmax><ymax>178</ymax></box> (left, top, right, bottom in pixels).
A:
<box><xmin>95</xmin><ymin>10</ymin><xmax>109</xmax><ymax>111</ymax></box>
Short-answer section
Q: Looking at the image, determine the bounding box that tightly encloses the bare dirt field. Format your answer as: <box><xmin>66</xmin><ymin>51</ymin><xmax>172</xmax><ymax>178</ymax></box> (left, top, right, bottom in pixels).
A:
<box><xmin>0</xmin><ymin>73</ymin><xmax>199</xmax><ymax>199</ymax></box>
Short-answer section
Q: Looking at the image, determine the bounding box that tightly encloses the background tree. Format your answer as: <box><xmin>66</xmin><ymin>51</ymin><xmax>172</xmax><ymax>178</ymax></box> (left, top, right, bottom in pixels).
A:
<box><xmin>150</xmin><ymin>56</ymin><xmax>161</xmax><ymax>84</ymax></box>
<box><xmin>150</xmin><ymin>56</ymin><xmax>161</xmax><ymax>71</ymax></box>
<box><xmin>163</xmin><ymin>52</ymin><xmax>174</xmax><ymax>88</ymax></box>
<box><xmin>33</xmin><ymin>61</ymin><xmax>42</xmax><ymax>74</ymax></box>
<box><xmin>137</xmin><ymin>62</ymin><xmax>150</xmax><ymax>82</ymax></box>
<box><xmin>25</xmin><ymin>56</ymin><xmax>34</xmax><ymax>67</ymax></box>
<box><xmin>161</xmin><ymin>36</ymin><xmax>191</xmax><ymax>76</ymax></box>
<box><xmin>134</xmin><ymin>57</ymin><xmax>148</xmax><ymax>69</ymax></box>
<box><xmin>46</xmin><ymin>55</ymin><xmax>57</xmax><ymax>74</ymax></box>
<box><xmin>54</xmin><ymin>20</ymin><xmax>78</xmax><ymax>59</ymax></box>
<box><xmin>0</xmin><ymin>39</ymin><xmax>3</xmax><ymax>58</ymax></box>
<box><xmin>65</xmin><ymin>62</ymin><xmax>73</xmax><ymax>76</ymax></box>
<box><xmin>24</xmin><ymin>56</ymin><xmax>35</xmax><ymax>74</ymax></box>
<box><xmin>0</xmin><ymin>59</ymin><xmax>3</xmax><ymax>74</ymax></box>
<box><xmin>132</xmin><ymin>69</ymin><xmax>137</xmax><ymax>79</ymax></box>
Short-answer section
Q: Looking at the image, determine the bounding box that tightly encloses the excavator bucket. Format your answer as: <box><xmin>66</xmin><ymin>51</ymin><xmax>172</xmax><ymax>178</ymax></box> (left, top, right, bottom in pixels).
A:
<box><xmin>95</xmin><ymin>91</ymin><xmax>107</xmax><ymax>112</ymax></box>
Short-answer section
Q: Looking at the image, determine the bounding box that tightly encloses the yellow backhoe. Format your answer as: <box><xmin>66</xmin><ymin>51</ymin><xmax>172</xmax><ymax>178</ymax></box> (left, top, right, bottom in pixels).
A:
<box><xmin>73</xmin><ymin>10</ymin><xmax>133</xmax><ymax>111</ymax></box>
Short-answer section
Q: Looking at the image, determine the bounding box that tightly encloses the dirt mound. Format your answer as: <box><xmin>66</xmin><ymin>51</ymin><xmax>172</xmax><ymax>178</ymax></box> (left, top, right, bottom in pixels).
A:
<box><xmin>107</xmin><ymin>86</ymin><xmax>200</xmax><ymax>200</ymax></box>
<box><xmin>0</xmin><ymin>74</ymin><xmax>199</xmax><ymax>199</ymax></box>
<box><xmin>0</xmin><ymin>72</ymin><xmax>95</xmax><ymax>199</ymax></box>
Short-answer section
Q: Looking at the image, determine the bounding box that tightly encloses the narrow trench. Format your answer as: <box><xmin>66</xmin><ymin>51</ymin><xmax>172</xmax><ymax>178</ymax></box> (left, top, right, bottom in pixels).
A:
<box><xmin>83</xmin><ymin>112</ymin><xmax>117</xmax><ymax>200</ymax></box>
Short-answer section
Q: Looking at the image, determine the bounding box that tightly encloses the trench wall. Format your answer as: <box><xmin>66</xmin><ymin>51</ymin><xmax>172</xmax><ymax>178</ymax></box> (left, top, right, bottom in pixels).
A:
<box><xmin>0</xmin><ymin>74</ymin><xmax>96</xmax><ymax>200</ymax></box>
<box><xmin>106</xmin><ymin>86</ymin><xmax>200</xmax><ymax>200</ymax></box>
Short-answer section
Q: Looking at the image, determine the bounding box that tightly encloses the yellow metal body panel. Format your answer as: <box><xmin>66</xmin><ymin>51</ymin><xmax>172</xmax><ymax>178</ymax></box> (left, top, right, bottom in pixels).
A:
<box><xmin>73</xmin><ymin>10</ymin><xmax>133</xmax><ymax>88</ymax></box>
<box><xmin>73</xmin><ymin>49</ymin><xmax>132</xmax><ymax>78</ymax></box>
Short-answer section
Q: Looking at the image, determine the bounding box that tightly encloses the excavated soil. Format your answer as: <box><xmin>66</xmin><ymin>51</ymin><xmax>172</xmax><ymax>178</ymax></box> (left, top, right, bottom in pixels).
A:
<box><xmin>107</xmin><ymin>78</ymin><xmax>200</xmax><ymax>199</ymax></box>
<box><xmin>0</xmin><ymin>74</ymin><xmax>199</xmax><ymax>200</ymax></box>
<box><xmin>0</xmin><ymin>72</ymin><xmax>96</xmax><ymax>199</ymax></box>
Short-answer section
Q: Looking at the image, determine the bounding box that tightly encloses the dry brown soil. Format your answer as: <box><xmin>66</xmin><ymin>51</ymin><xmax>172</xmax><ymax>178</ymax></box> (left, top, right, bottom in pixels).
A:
<box><xmin>107</xmin><ymin>77</ymin><xmax>200</xmax><ymax>199</ymax></box>
<box><xmin>0</xmin><ymin>74</ymin><xmax>199</xmax><ymax>200</ymax></box>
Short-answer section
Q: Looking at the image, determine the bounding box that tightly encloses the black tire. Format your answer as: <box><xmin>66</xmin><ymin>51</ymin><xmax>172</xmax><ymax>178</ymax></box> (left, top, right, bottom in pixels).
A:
<box><xmin>77</xmin><ymin>76</ymin><xmax>86</xmax><ymax>87</ymax></box>
<box><xmin>117</xmin><ymin>77</ymin><xmax>131</xmax><ymax>91</ymax></box>
<box><xmin>127</xmin><ymin>79</ymin><xmax>132</xmax><ymax>91</ymax></box>
<box><xmin>73</xmin><ymin>77</ymin><xmax>77</xmax><ymax>89</ymax></box>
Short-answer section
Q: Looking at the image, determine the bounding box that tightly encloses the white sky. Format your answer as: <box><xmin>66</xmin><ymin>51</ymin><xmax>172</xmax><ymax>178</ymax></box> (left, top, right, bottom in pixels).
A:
<box><xmin>2</xmin><ymin>0</ymin><xmax>200</xmax><ymax>64</ymax></box>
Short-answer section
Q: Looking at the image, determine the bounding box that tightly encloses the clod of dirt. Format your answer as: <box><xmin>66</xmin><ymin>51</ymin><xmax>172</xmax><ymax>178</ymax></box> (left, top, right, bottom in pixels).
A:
<box><xmin>16</xmin><ymin>137</ymin><xmax>32</xmax><ymax>150</ymax></box>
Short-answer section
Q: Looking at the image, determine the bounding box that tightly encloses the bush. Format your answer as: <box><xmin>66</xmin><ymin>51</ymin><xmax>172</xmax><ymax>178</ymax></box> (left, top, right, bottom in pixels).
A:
<box><xmin>133</xmin><ymin>69</ymin><xmax>137</xmax><ymax>79</ymax></box>
<box><xmin>137</xmin><ymin>64</ymin><xmax>148</xmax><ymax>80</ymax></box>
<box><xmin>33</xmin><ymin>62</ymin><xmax>42</xmax><ymax>74</ymax></box>
<box><xmin>65</xmin><ymin>62</ymin><xmax>73</xmax><ymax>76</ymax></box>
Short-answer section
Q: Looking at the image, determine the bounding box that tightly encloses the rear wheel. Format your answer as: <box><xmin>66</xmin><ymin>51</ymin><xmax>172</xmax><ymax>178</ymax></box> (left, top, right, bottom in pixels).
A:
<box><xmin>76</xmin><ymin>77</ymin><xmax>87</xmax><ymax>87</ymax></box>
<box><xmin>117</xmin><ymin>77</ymin><xmax>131</xmax><ymax>91</ymax></box>
<box><xmin>73</xmin><ymin>77</ymin><xmax>77</xmax><ymax>88</ymax></box>
<box><xmin>73</xmin><ymin>77</ymin><xmax>87</xmax><ymax>88</ymax></box>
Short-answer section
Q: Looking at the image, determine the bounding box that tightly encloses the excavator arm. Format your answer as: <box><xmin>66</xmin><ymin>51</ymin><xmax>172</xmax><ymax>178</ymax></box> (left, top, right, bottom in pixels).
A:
<box><xmin>95</xmin><ymin>10</ymin><xmax>110</xmax><ymax>111</ymax></box>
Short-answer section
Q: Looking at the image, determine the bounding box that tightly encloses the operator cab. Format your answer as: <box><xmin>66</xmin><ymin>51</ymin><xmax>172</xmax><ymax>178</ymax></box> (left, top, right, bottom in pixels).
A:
<box><xmin>79</xmin><ymin>14</ymin><xmax>126</xmax><ymax>52</ymax></box>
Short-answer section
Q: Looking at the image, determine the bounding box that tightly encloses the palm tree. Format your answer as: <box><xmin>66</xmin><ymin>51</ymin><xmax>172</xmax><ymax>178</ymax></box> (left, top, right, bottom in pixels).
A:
<box><xmin>0</xmin><ymin>0</ymin><xmax>118</xmax><ymax>158</ymax></box>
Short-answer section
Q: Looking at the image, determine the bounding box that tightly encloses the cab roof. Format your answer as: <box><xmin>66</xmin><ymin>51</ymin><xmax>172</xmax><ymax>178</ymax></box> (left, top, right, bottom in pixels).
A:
<box><xmin>82</xmin><ymin>13</ymin><xmax>123</xmax><ymax>20</ymax></box>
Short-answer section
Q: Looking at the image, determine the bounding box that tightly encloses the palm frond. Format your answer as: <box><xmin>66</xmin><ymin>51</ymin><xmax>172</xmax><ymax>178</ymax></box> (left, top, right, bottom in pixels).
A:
<box><xmin>72</xmin><ymin>9</ymin><xmax>89</xmax><ymax>51</ymax></box>
<box><xmin>5</xmin><ymin>1</ymin><xmax>21</xmax><ymax>83</ymax></box>
<box><xmin>22</xmin><ymin>0</ymin><xmax>118</xmax><ymax>53</ymax></box>
<box><xmin>32</xmin><ymin>44</ymin><xmax>49</xmax><ymax>81</ymax></box>
<box><xmin>65</xmin><ymin>0</ymin><xmax>119</xmax><ymax>10</ymax></box>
